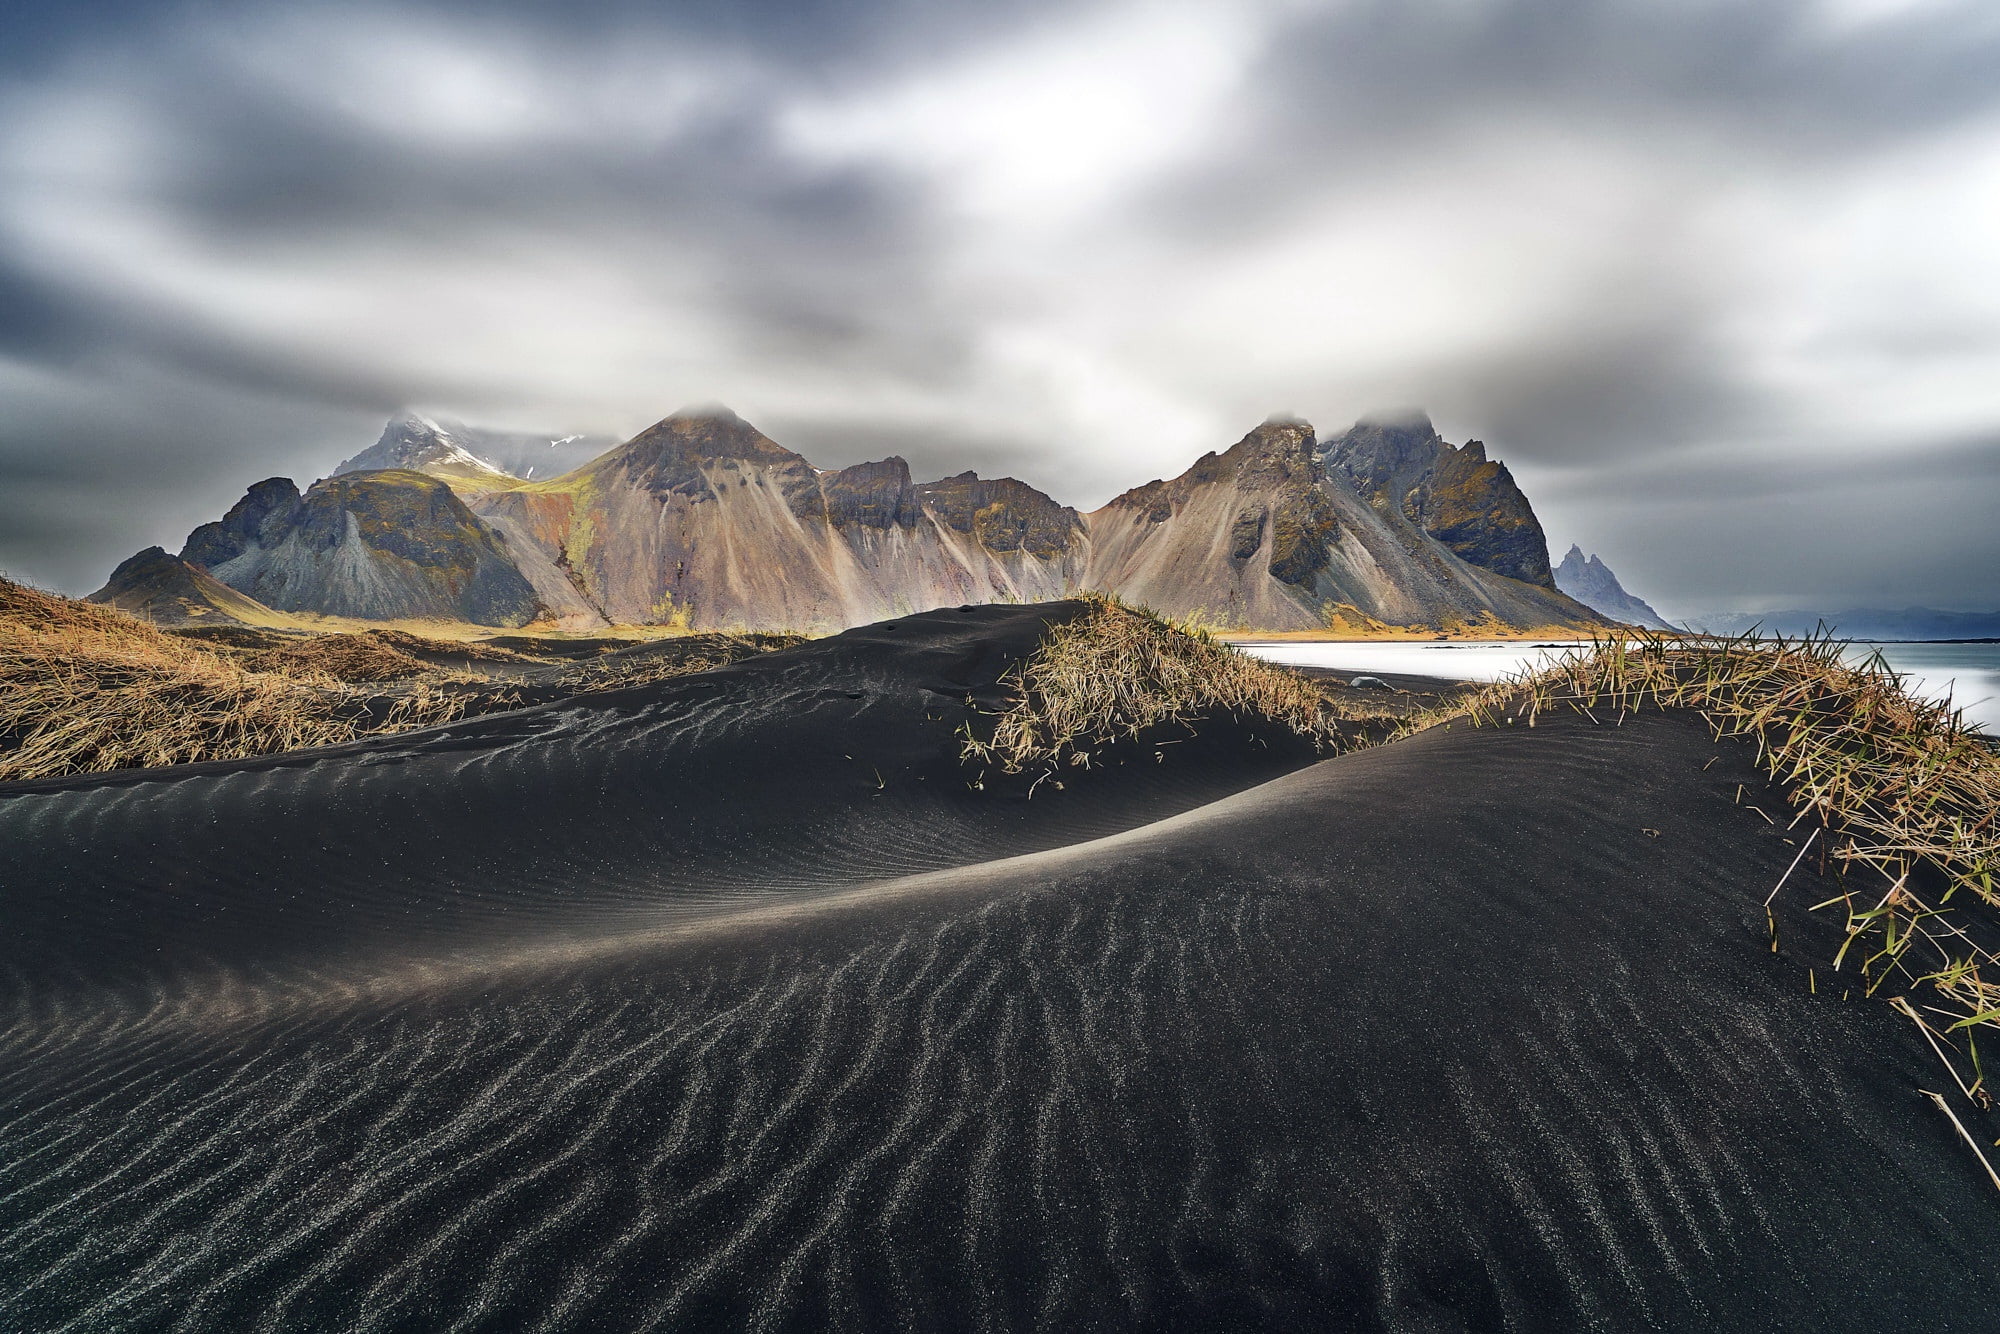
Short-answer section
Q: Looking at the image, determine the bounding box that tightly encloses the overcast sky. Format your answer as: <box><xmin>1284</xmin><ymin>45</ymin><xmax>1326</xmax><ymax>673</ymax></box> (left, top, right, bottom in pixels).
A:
<box><xmin>3</xmin><ymin>0</ymin><xmax>1998</xmax><ymax>614</ymax></box>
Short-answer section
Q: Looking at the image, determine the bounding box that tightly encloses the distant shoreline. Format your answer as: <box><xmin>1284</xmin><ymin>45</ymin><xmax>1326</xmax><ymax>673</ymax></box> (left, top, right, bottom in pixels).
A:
<box><xmin>1225</xmin><ymin>632</ymin><xmax>2000</xmax><ymax>646</ymax></box>
<box><xmin>1216</xmin><ymin>629</ymin><xmax>1592</xmax><ymax>645</ymax></box>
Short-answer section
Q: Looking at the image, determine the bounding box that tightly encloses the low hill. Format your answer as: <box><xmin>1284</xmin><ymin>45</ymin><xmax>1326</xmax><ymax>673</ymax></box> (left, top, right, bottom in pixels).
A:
<box><xmin>87</xmin><ymin>545</ymin><xmax>291</xmax><ymax>627</ymax></box>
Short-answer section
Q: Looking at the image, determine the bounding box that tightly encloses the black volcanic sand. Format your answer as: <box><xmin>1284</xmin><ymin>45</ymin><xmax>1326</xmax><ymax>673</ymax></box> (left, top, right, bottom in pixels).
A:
<box><xmin>3</xmin><ymin>605</ymin><xmax>1997</xmax><ymax>1331</ymax></box>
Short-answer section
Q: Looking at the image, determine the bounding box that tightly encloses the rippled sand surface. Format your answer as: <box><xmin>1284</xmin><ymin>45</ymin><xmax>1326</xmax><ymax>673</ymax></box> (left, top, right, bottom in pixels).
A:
<box><xmin>4</xmin><ymin>605</ymin><xmax>1996</xmax><ymax>1331</ymax></box>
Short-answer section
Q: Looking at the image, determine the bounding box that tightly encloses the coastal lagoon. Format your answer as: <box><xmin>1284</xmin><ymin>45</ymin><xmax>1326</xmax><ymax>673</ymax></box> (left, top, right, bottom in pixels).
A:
<box><xmin>1239</xmin><ymin>639</ymin><xmax>2000</xmax><ymax>735</ymax></box>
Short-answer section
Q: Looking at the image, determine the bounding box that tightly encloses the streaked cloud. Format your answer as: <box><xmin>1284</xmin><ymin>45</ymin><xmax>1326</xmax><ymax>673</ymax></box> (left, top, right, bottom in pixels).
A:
<box><xmin>0</xmin><ymin>0</ymin><xmax>1996</xmax><ymax>613</ymax></box>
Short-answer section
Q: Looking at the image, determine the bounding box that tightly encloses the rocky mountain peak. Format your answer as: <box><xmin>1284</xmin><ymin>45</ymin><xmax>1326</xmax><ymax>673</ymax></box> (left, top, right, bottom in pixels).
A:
<box><xmin>914</xmin><ymin>472</ymin><xmax>1082</xmax><ymax>558</ymax></box>
<box><xmin>824</xmin><ymin>457</ymin><xmax>920</xmax><ymax>530</ymax></box>
<box><xmin>617</xmin><ymin>409</ymin><xmax>792</xmax><ymax>464</ymax></box>
<box><xmin>175</xmin><ymin>470</ymin><xmax>542</xmax><ymax>626</ymax></box>
<box><xmin>666</xmin><ymin>403</ymin><xmax>745</xmax><ymax>425</ymax></box>
<box><xmin>336</xmin><ymin>412</ymin><xmax>511</xmax><ymax>480</ymax></box>
<box><xmin>1320</xmin><ymin>412</ymin><xmax>1553</xmax><ymax>587</ymax></box>
<box><xmin>181</xmin><ymin>477</ymin><xmax>304</xmax><ymax>571</ymax></box>
<box><xmin>1320</xmin><ymin>412</ymin><xmax>1443</xmax><ymax>486</ymax></box>
<box><xmin>598</xmin><ymin>409</ymin><xmax>825</xmax><ymax>521</ymax></box>
<box><xmin>1553</xmin><ymin>546</ymin><xmax>1671</xmax><ymax>630</ymax></box>
<box><xmin>1233</xmin><ymin>417</ymin><xmax>1317</xmax><ymax>458</ymax></box>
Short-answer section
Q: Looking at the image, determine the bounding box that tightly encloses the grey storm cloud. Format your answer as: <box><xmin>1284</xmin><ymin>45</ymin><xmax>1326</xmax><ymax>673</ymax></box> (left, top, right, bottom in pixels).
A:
<box><xmin>0</xmin><ymin>0</ymin><xmax>1997</xmax><ymax>613</ymax></box>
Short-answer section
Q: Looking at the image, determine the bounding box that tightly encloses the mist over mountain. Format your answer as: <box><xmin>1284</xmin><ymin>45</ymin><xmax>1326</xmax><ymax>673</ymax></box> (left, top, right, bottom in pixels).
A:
<box><xmin>98</xmin><ymin>407</ymin><xmax>1612</xmax><ymax>633</ymax></box>
<box><xmin>336</xmin><ymin>415</ymin><xmax>618</xmax><ymax>483</ymax></box>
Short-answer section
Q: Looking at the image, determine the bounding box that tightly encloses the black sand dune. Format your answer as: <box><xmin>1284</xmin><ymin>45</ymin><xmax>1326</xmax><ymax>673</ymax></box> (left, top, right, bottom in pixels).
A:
<box><xmin>2</xmin><ymin>604</ymin><xmax>1996</xmax><ymax>1331</ymax></box>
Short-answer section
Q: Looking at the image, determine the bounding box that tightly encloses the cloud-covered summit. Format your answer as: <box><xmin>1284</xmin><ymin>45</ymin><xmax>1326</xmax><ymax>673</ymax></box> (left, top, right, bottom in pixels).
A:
<box><xmin>2</xmin><ymin>0</ymin><xmax>1997</xmax><ymax>610</ymax></box>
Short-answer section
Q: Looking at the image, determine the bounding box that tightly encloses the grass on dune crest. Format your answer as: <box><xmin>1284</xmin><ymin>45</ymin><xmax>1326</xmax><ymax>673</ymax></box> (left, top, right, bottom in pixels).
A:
<box><xmin>541</xmin><ymin>634</ymin><xmax>801</xmax><ymax>694</ymax></box>
<box><xmin>241</xmin><ymin>632</ymin><xmax>437</xmax><ymax>682</ymax></box>
<box><xmin>0</xmin><ymin>577</ymin><xmax>469</xmax><ymax>781</ymax></box>
<box><xmin>961</xmin><ymin>593</ymin><xmax>1369</xmax><ymax>781</ymax></box>
<box><xmin>0</xmin><ymin>576</ymin><xmax>807</xmax><ymax>782</ymax></box>
<box><xmin>1437</xmin><ymin>628</ymin><xmax>2000</xmax><ymax>1114</ymax></box>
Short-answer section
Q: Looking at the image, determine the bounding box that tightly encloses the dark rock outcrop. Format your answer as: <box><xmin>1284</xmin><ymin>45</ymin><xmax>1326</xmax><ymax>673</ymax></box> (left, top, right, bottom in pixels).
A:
<box><xmin>1321</xmin><ymin>413</ymin><xmax>1554</xmax><ymax>586</ymax></box>
<box><xmin>180</xmin><ymin>472</ymin><xmax>543</xmax><ymax>626</ymax></box>
<box><xmin>914</xmin><ymin>472</ymin><xmax>1084</xmax><ymax>559</ymax></box>
<box><xmin>824</xmin><ymin>458</ymin><xmax>921</xmax><ymax>530</ymax></box>
<box><xmin>182</xmin><ymin>478</ymin><xmax>306</xmax><ymax>572</ymax></box>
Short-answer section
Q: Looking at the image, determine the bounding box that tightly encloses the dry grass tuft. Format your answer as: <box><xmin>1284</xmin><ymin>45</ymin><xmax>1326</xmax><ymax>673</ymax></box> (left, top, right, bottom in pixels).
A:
<box><xmin>961</xmin><ymin>594</ymin><xmax>1351</xmax><ymax>779</ymax></box>
<box><xmin>1443</xmin><ymin>627</ymin><xmax>2000</xmax><ymax>1097</ymax></box>
<box><xmin>544</xmin><ymin>633</ymin><xmax>803</xmax><ymax>694</ymax></box>
<box><xmin>242</xmin><ymin>633</ymin><xmax>431</xmax><ymax>682</ymax></box>
<box><xmin>0</xmin><ymin>575</ymin><xmax>139</xmax><ymax>636</ymax></box>
<box><xmin>0</xmin><ymin>576</ymin><xmax>467</xmax><ymax>782</ymax></box>
<box><xmin>1</xmin><ymin>576</ymin><xmax>804</xmax><ymax>783</ymax></box>
<box><xmin>369</xmin><ymin>629</ymin><xmax>527</xmax><ymax>664</ymax></box>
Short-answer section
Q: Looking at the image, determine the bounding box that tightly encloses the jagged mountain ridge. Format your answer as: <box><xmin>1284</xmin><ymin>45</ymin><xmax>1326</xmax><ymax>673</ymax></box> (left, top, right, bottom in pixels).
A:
<box><xmin>1324</xmin><ymin>413</ymin><xmax>1553</xmax><ymax>586</ymax></box>
<box><xmin>1083</xmin><ymin>414</ymin><xmax>1593</xmax><ymax>632</ymax></box>
<box><xmin>179</xmin><ymin>471</ymin><xmax>544</xmax><ymax>625</ymax></box>
<box><xmin>100</xmin><ymin>407</ymin><xmax>1613</xmax><ymax>632</ymax></box>
<box><xmin>1553</xmin><ymin>545</ymin><xmax>1673</xmax><ymax>630</ymax></box>
<box><xmin>460</xmin><ymin>412</ymin><xmax>1087</xmax><ymax>628</ymax></box>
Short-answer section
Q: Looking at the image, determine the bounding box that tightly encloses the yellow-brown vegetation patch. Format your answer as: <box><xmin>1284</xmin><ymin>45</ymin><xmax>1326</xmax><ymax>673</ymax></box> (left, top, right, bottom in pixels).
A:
<box><xmin>1</xmin><ymin>576</ymin><xmax>805</xmax><ymax>783</ymax></box>
<box><xmin>544</xmin><ymin>634</ymin><xmax>801</xmax><ymax>694</ymax></box>
<box><xmin>242</xmin><ymin>633</ymin><xmax>432</xmax><ymax>682</ymax></box>
<box><xmin>962</xmin><ymin>594</ymin><xmax>1376</xmax><ymax>778</ymax></box>
<box><xmin>0</xmin><ymin>576</ymin><xmax>466</xmax><ymax>782</ymax></box>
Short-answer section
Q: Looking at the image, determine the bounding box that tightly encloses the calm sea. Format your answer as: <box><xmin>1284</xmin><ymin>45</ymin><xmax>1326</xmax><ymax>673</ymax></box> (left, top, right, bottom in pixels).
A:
<box><xmin>1238</xmin><ymin>639</ymin><xmax>2000</xmax><ymax>737</ymax></box>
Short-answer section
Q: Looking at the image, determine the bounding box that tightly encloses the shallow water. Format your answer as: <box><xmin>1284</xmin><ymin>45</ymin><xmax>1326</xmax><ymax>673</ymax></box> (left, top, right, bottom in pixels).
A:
<box><xmin>1849</xmin><ymin>642</ymin><xmax>2000</xmax><ymax>736</ymax></box>
<box><xmin>1239</xmin><ymin>638</ymin><xmax>2000</xmax><ymax>735</ymax></box>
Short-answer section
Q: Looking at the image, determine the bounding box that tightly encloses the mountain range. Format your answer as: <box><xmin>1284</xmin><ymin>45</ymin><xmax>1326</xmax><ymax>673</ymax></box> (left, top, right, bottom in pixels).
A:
<box><xmin>92</xmin><ymin>408</ymin><xmax>1614</xmax><ymax>634</ymax></box>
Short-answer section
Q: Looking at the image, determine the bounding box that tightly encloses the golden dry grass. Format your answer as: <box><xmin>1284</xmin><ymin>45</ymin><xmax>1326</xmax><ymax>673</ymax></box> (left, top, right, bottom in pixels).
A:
<box><xmin>1</xmin><ymin>577</ymin><xmax>804</xmax><ymax>783</ymax></box>
<box><xmin>961</xmin><ymin>594</ymin><xmax>1358</xmax><ymax>779</ymax></box>
<box><xmin>241</xmin><ymin>633</ymin><xmax>432</xmax><ymax>682</ymax></box>
<box><xmin>0</xmin><ymin>577</ymin><xmax>468</xmax><ymax>782</ymax></box>
<box><xmin>368</xmin><ymin>629</ymin><xmax>529</xmax><ymax>664</ymax></box>
<box><xmin>542</xmin><ymin>633</ymin><xmax>802</xmax><ymax>694</ymax></box>
<box><xmin>1439</xmin><ymin>628</ymin><xmax>2000</xmax><ymax>1103</ymax></box>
